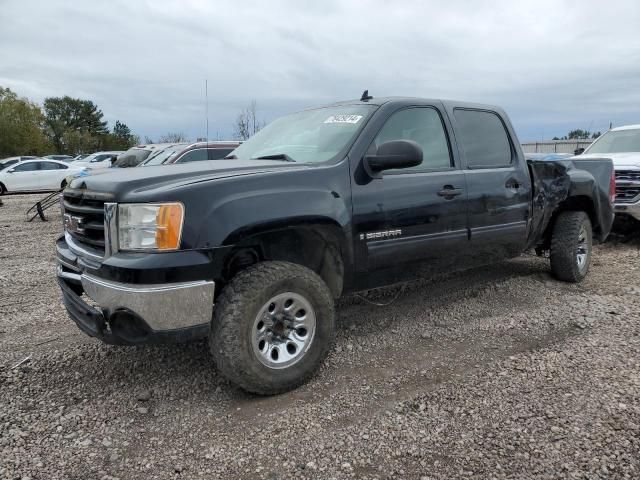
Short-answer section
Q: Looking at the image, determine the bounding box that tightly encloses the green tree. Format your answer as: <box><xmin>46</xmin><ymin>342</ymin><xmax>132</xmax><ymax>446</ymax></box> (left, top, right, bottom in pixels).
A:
<box><xmin>0</xmin><ymin>86</ymin><xmax>52</xmax><ymax>157</ymax></box>
<box><xmin>43</xmin><ymin>96</ymin><xmax>108</xmax><ymax>153</ymax></box>
<box><xmin>102</xmin><ymin>120</ymin><xmax>138</xmax><ymax>150</ymax></box>
<box><xmin>567</xmin><ymin>129</ymin><xmax>591</xmax><ymax>140</ymax></box>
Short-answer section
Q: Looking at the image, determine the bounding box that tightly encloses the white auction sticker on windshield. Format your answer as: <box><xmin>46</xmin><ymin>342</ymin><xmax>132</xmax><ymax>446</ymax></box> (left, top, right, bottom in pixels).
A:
<box><xmin>324</xmin><ymin>115</ymin><xmax>363</xmax><ymax>124</ymax></box>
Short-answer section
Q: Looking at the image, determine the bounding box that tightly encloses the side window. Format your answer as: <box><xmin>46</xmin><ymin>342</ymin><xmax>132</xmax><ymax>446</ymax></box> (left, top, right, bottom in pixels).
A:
<box><xmin>178</xmin><ymin>149</ymin><xmax>209</xmax><ymax>163</ymax></box>
<box><xmin>209</xmin><ymin>148</ymin><xmax>233</xmax><ymax>160</ymax></box>
<box><xmin>13</xmin><ymin>162</ymin><xmax>40</xmax><ymax>172</ymax></box>
<box><xmin>453</xmin><ymin>109</ymin><xmax>512</xmax><ymax>168</ymax></box>
<box><xmin>41</xmin><ymin>162</ymin><xmax>66</xmax><ymax>170</ymax></box>
<box><xmin>371</xmin><ymin>107</ymin><xmax>452</xmax><ymax>172</ymax></box>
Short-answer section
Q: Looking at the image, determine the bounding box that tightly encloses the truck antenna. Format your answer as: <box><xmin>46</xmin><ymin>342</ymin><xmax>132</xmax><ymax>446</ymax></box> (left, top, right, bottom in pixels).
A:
<box><xmin>360</xmin><ymin>90</ymin><xmax>373</xmax><ymax>102</ymax></box>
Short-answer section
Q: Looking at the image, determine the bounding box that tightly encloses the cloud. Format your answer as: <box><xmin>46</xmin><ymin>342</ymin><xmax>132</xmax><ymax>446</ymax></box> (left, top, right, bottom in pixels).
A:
<box><xmin>1</xmin><ymin>0</ymin><xmax>639</xmax><ymax>141</ymax></box>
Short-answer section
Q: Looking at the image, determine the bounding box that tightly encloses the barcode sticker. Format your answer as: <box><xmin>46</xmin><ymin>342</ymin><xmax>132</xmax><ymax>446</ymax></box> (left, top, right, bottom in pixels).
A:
<box><xmin>324</xmin><ymin>115</ymin><xmax>363</xmax><ymax>124</ymax></box>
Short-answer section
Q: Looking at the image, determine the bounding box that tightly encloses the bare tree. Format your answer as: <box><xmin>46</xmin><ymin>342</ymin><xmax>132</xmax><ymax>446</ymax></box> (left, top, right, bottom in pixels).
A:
<box><xmin>234</xmin><ymin>100</ymin><xmax>263</xmax><ymax>140</ymax></box>
<box><xmin>158</xmin><ymin>132</ymin><xmax>187</xmax><ymax>143</ymax></box>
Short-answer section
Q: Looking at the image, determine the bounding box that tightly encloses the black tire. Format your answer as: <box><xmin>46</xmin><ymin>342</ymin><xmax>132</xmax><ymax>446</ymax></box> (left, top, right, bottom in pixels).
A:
<box><xmin>210</xmin><ymin>261</ymin><xmax>335</xmax><ymax>395</ymax></box>
<box><xmin>0</xmin><ymin>183</ymin><xmax>6</xmax><ymax>195</ymax></box>
<box><xmin>60</xmin><ymin>179</ymin><xmax>67</xmax><ymax>190</ymax></box>
<box><xmin>550</xmin><ymin>211</ymin><xmax>592</xmax><ymax>283</ymax></box>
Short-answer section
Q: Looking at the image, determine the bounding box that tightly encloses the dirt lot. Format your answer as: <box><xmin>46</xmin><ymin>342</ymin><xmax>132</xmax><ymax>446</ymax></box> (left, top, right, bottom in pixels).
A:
<box><xmin>1</xmin><ymin>193</ymin><xmax>639</xmax><ymax>480</ymax></box>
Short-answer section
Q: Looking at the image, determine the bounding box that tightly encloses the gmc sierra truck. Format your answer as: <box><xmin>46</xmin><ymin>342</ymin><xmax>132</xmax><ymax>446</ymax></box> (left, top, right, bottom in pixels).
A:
<box><xmin>56</xmin><ymin>95</ymin><xmax>615</xmax><ymax>395</ymax></box>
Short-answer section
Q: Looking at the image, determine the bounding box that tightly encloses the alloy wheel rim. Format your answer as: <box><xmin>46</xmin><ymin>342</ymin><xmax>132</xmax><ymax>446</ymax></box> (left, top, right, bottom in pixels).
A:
<box><xmin>251</xmin><ymin>292</ymin><xmax>316</xmax><ymax>369</ymax></box>
<box><xmin>576</xmin><ymin>225</ymin><xmax>589</xmax><ymax>271</ymax></box>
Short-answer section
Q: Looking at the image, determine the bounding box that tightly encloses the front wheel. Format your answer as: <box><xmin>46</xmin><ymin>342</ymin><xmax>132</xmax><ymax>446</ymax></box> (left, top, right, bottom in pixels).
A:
<box><xmin>550</xmin><ymin>211</ymin><xmax>592</xmax><ymax>282</ymax></box>
<box><xmin>210</xmin><ymin>261</ymin><xmax>335</xmax><ymax>395</ymax></box>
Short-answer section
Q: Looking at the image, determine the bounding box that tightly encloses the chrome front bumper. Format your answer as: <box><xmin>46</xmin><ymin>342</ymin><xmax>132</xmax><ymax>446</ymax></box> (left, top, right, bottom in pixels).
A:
<box><xmin>57</xmin><ymin>266</ymin><xmax>215</xmax><ymax>332</ymax></box>
<box><xmin>615</xmin><ymin>201</ymin><xmax>640</xmax><ymax>221</ymax></box>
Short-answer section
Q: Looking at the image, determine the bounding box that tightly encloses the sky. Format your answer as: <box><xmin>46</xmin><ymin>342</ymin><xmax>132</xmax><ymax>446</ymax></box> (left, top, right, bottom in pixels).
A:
<box><xmin>1</xmin><ymin>0</ymin><xmax>640</xmax><ymax>142</ymax></box>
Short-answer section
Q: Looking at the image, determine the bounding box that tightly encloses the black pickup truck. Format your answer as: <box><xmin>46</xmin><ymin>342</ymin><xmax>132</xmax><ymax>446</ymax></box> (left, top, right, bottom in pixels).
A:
<box><xmin>56</xmin><ymin>95</ymin><xmax>615</xmax><ymax>394</ymax></box>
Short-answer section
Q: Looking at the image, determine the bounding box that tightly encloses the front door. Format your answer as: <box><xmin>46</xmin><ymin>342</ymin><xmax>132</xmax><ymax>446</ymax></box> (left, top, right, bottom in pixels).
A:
<box><xmin>8</xmin><ymin>162</ymin><xmax>41</xmax><ymax>191</ymax></box>
<box><xmin>351</xmin><ymin>105</ymin><xmax>469</xmax><ymax>285</ymax></box>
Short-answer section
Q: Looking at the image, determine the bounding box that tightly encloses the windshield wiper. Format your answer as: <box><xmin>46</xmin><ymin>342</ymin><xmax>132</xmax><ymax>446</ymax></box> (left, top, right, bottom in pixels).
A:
<box><xmin>252</xmin><ymin>153</ymin><xmax>296</xmax><ymax>162</ymax></box>
<box><xmin>224</xmin><ymin>154</ymin><xmax>237</xmax><ymax>159</ymax></box>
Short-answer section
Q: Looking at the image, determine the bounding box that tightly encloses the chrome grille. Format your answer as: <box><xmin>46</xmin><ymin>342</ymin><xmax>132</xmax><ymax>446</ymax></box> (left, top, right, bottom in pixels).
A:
<box><xmin>615</xmin><ymin>170</ymin><xmax>640</xmax><ymax>204</ymax></box>
<box><xmin>62</xmin><ymin>191</ymin><xmax>106</xmax><ymax>254</ymax></box>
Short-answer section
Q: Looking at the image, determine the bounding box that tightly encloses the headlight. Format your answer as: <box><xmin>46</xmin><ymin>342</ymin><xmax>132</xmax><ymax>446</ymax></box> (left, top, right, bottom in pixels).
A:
<box><xmin>118</xmin><ymin>203</ymin><xmax>184</xmax><ymax>251</ymax></box>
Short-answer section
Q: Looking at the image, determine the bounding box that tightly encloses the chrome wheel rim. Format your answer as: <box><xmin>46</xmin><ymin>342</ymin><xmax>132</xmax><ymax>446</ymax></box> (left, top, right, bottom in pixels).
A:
<box><xmin>576</xmin><ymin>225</ymin><xmax>589</xmax><ymax>271</ymax></box>
<box><xmin>251</xmin><ymin>292</ymin><xmax>316</xmax><ymax>369</ymax></box>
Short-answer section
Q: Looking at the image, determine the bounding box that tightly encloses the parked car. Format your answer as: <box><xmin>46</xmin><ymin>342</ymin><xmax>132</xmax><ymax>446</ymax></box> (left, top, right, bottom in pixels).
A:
<box><xmin>113</xmin><ymin>144</ymin><xmax>174</xmax><ymax>168</ymax></box>
<box><xmin>0</xmin><ymin>156</ymin><xmax>38</xmax><ymax>169</ymax></box>
<box><xmin>141</xmin><ymin>141</ymin><xmax>241</xmax><ymax>166</ymax></box>
<box><xmin>72</xmin><ymin>151</ymin><xmax>124</xmax><ymax>170</ymax></box>
<box><xmin>0</xmin><ymin>159</ymin><xmax>83</xmax><ymax>194</ymax></box>
<box><xmin>44</xmin><ymin>154</ymin><xmax>75</xmax><ymax>162</ymax></box>
<box><xmin>71</xmin><ymin>154</ymin><xmax>90</xmax><ymax>162</ymax></box>
<box><xmin>524</xmin><ymin>153</ymin><xmax>573</xmax><ymax>161</ymax></box>
<box><xmin>56</xmin><ymin>95</ymin><xmax>614</xmax><ymax>395</ymax></box>
<box><xmin>137</xmin><ymin>143</ymin><xmax>189</xmax><ymax>166</ymax></box>
<box><xmin>574</xmin><ymin>124</ymin><xmax>640</xmax><ymax>222</ymax></box>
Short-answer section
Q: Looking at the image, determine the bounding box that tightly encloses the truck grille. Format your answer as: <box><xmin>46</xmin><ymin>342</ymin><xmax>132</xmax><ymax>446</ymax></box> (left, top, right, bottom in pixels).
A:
<box><xmin>62</xmin><ymin>191</ymin><xmax>106</xmax><ymax>254</ymax></box>
<box><xmin>615</xmin><ymin>170</ymin><xmax>640</xmax><ymax>204</ymax></box>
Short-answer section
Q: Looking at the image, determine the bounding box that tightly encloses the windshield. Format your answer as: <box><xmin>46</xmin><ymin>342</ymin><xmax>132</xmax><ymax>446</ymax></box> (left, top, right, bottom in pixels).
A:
<box><xmin>586</xmin><ymin>129</ymin><xmax>640</xmax><ymax>154</ymax></box>
<box><xmin>143</xmin><ymin>148</ymin><xmax>181</xmax><ymax>166</ymax></box>
<box><xmin>231</xmin><ymin>105</ymin><xmax>376</xmax><ymax>163</ymax></box>
<box><xmin>114</xmin><ymin>148</ymin><xmax>152</xmax><ymax>168</ymax></box>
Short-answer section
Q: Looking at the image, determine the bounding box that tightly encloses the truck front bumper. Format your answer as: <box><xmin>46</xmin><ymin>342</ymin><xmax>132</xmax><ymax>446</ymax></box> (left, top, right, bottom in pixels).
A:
<box><xmin>56</xmin><ymin>234</ymin><xmax>217</xmax><ymax>345</ymax></box>
<box><xmin>614</xmin><ymin>201</ymin><xmax>640</xmax><ymax>221</ymax></box>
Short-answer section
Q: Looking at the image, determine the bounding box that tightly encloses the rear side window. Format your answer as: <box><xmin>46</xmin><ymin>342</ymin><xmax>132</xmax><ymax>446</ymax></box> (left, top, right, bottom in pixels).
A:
<box><xmin>209</xmin><ymin>148</ymin><xmax>234</xmax><ymax>160</ymax></box>
<box><xmin>454</xmin><ymin>109</ymin><xmax>512</xmax><ymax>168</ymax></box>
<box><xmin>177</xmin><ymin>149</ymin><xmax>209</xmax><ymax>163</ymax></box>
<box><xmin>40</xmin><ymin>161</ymin><xmax>67</xmax><ymax>170</ymax></box>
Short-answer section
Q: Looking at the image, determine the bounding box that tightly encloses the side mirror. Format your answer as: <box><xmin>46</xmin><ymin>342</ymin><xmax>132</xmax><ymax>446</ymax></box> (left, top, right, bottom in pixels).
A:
<box><xmin>365</xmin><ymin>140</ymin><xmax>423</xmax><ymax>174</ymax></box>
<box><xmin>574</xmin><ymin>148</ymin><xmax>585</xmax><ymax>155</ymax></box>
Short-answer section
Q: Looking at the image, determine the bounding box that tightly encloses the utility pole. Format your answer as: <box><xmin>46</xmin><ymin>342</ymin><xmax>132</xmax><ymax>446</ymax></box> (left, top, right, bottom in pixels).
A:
<box><xmin>205</xmin><ymin>79</ymin><xmax>209</xmax><ymax>143</ymax></box>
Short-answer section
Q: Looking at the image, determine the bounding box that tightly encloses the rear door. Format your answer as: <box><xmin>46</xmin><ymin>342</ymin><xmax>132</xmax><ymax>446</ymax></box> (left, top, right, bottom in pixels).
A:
<box><xmin>351</xmin><ymin>104</ymin><xmax>469</xmax><ymax>277</ymax></box>
<box><xmin>38</xmin><ymin>161</ymin><xmax>68</xmax><ymax>189</ymax></box>
<box><xmin>449</xmin><ymin>108</ymin><xmax>531</xmax><ymax>259</ymax></box>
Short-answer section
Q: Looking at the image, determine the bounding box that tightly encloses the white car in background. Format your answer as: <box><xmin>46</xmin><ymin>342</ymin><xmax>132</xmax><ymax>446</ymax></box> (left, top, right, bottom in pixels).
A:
<box><xmin>575</xmin><ymin>125</ymin><xmax>640</xmax><ymax>221</ymax></box>
<box><xmin>0</xmin><ymin>159</ymin><xmax>84</xmax><ymax>194</ymax></box>
<box><xmin>72</xmin><ymin>151</ymin><xmax>124</xmax><ymax>170</ymax></box>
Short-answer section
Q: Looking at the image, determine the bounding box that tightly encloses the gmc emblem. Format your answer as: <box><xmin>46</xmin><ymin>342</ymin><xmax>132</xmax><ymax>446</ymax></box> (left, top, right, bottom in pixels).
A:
<box><xmin>63</xmin><ymin>213</ymin><xmax>85</xmax><ymax>234</ymax></box>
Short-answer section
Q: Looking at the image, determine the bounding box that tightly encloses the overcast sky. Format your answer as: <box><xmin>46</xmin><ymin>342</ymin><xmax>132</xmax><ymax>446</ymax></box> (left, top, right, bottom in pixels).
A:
<box><xmin>1</xmin><ymin>0</ymin><xmax>639</xmax><ymax>142</ymax></box>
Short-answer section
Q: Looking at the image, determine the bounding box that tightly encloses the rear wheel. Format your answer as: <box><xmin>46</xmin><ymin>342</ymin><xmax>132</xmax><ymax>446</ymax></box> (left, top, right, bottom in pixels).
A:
<box><xmin>210</xmin><ymin>261</ymin><xmax>335</xmax><ymax>395</ymax></box>
<box><xmin>60</xmin><ymin>179</ymin><xmax>67</xmax><ymax>190</ymax></box>
<box><xmin>0</xmin><ymin>183</ymin><xmax>6</xmax><ymax>195</ymax></box>
<box><xmin>550</xmin><ymin>211</ymin><xmax>592</xmax><ymax>283</ymax></box>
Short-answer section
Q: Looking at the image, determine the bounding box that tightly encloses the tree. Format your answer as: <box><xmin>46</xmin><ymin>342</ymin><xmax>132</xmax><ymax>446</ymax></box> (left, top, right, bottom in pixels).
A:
<box><xmin>158</xmin><ymin>132</ymin><xmax>187</xmax><ymax>143</ymax></box>
<box><xmin>106</xmin><ymin>120</ymin><xmax>138</xmax><ymax>150</ymax></box>
<box><xmin>234</xmin><ymin>100</ymin><xmax>263</xmax><ymax>140</ymax></box>
<box><xmin>0</xmin><ymin>86</ymin><xmax>52</xmax><ymax>157</ymax></box>
<box><xmin>567</xmin><ymin>129</ymin><xmax>592</xmax><ymax>140</ymax></box>
<box><xmin>43</xmin><ymin>96</ymin><xmax>108</xmax><ymax>153</ymax></box>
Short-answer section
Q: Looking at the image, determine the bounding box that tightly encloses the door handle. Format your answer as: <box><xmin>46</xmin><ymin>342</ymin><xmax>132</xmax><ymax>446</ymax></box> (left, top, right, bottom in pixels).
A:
<box><xmin>505</xmin><ymin>180</ymin><xmax>521</xmax><ymax>189</ymax></box>
<box><xmin>437</xmin><ymin>185</ymin><xmax>463</xmax><ymax>198</ymax></box>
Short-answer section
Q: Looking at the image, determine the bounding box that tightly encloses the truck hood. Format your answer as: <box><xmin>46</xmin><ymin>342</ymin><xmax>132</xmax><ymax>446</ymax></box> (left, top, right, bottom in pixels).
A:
<box><xmin>576</xmin><ymin>152</ymin><xmax>640</xmax><ymax>168</ymax></box>
<box><xmin>68</xmin><ymin>160</ymin><xmax>310</xmax><ymax>198</ymax></box>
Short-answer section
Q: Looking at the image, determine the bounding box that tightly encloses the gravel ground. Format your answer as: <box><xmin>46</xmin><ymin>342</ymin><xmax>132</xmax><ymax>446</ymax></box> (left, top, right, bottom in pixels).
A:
<box><xmin>1</xmin><ymin>193</ymin><xmax>639</xmax><ymax>480</ymax></box>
